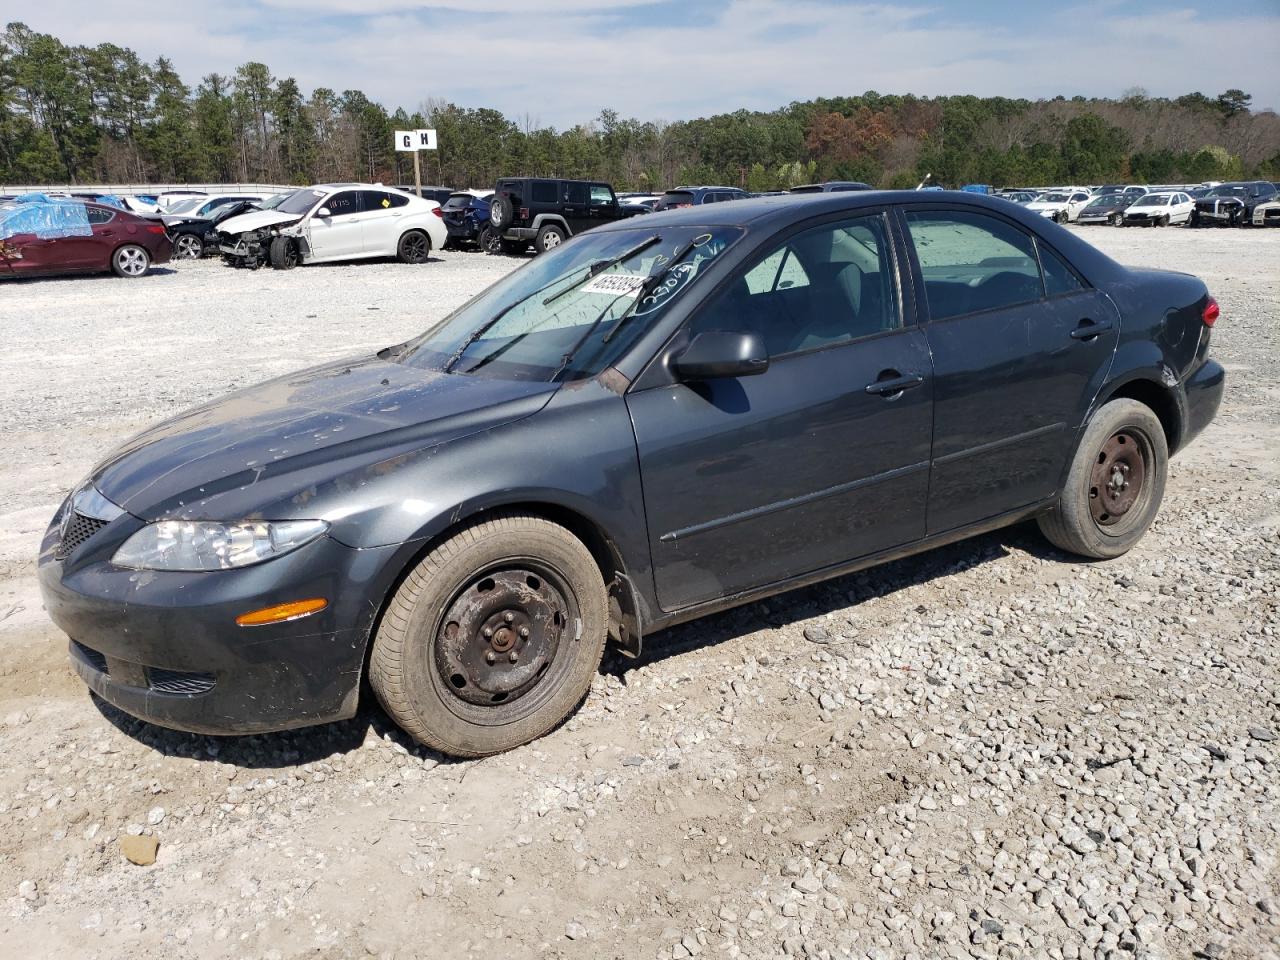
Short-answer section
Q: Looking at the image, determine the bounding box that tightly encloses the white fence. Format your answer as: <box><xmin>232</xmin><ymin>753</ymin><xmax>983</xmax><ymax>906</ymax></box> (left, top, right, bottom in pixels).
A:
<box><xmin>1</xmin><ymin>183</ymin><xmax>294</xmax><ymax>196</ymax></box>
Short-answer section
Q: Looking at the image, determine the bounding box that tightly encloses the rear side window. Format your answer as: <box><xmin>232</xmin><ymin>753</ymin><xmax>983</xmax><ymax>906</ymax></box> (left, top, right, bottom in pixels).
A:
<box><xmin>905</xmin><ymin>210</ymin><xmax>1043</xmax><ymax>321</ymax></box>
<box><xmin>530</xmin><ymin>181</ymin><xmax>557</xmax><ymax>204</ymax></box>
<box><xmin>363</xmin><ymin>191</ymin><xmax>408</xmax><ymax>209</ymax></box>
<box><xmin>1038</xmin><ymin>244</ymin><xmax>1085</xmax><ymax>297</ymax></box>
<box><xmin>86</xmin><ymin>207</ymin><xmax>115</xmax><ymax>225</ymax></box>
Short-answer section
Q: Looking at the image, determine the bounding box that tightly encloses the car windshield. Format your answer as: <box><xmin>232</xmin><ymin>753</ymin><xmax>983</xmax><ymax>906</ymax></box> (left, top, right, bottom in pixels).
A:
<box><xmin>1085</xmin><ymin>197</ymin><xmax>1116</xmax><ymax>208</ymax></box>
<box><xmin>258</xmin><ymin>193</ymin><xmax>290</xmax><ymax>210</ymax></box>
<box><xmin>210</xmin><ymin>202</ymin><xmax>249</xmax><ymax>222</ymax></box>
<box><xmin>1132</xmin><ymin>195</ymin><xmax>1169</xmax><ymax>207</ymax></box>
<box><xmin>167</xmin><ymin>198</ymin><xmax>203</xmax><ymax>214</ymax></box>
<box><xmin>1038</xmin><ymin>193</ymin><xmax>1069</xmax><ymax>203</ymax></box>
<box><xmin>1205</xmin><ymin>185</ymin><xmax>1246</xmax><ymax>198</ymax></box>
<box><xmin>396</xmin><ymin>225</ymin><xmax>743</xmax><ymax>381</ymax></box>
<box><xmin>275</xmin><ymin>189</ymin><xmax>327</xmax><ymax>215</ymax></box>
<box><xmin>442</xmin><ymin>194</ymin><xmax>473</xmax><ymax>210</ymax></box>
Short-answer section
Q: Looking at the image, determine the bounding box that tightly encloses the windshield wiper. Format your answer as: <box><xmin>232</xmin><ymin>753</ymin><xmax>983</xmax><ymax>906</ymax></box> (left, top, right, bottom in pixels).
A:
<box><xmin>442</xmin><ymin>234</ymin><xmax>661</xmax><ymax>374</ymax></box>
<box><xmin>548</xmin><ymin>237</ymin><xmax>705</xmax><ymax>382</ymax></box>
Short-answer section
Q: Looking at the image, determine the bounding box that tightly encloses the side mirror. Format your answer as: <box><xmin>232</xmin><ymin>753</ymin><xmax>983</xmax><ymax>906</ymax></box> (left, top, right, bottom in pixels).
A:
<box><xmin>316</xmin><ymin>207</ymin><xmax>331</xmax><ymax>218</ymax></box>
<box><xmin>672</xmin><ymin>331</ymin><xmax>769</xmax><ymax>381</ymax></box>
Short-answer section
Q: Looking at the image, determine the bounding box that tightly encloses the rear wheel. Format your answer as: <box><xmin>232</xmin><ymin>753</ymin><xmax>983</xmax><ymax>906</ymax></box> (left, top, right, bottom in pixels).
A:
<box><xmin>479</xmin><ymin>225</ymin><xmax>503</xmax><ymax>255</ymax></box>
<box><xmin>1037</xmin><ymin>399</ymin><xmax>1168</xmax><ymax>559</ymax></box>
<box><xmin>173</xmin><ymin>234</ymin><xmax>204</xmax><ymax>260</ymax></box>
<box><xmin>111</xmin><ymin>245</ymin><xmax>151</xmax><ymax>278</ymax></box>
<box><xmin>268</xmin><ymin>237</ymin><xmax>298</xmax><ymax>270</ymax></box>
<box><xmin>369</xmin><ymin>514</ymin><xmax>608</xmax><ymax>757</ymax></box>
<box><xmin>535</xmin><ymin>223</ymin><xmax>566</xmax><ymax>253</ymax></box>
<box><xmin>397</xmin><ymin>230</ymin><xmax>430</xmax><ymax>264</ymax></box>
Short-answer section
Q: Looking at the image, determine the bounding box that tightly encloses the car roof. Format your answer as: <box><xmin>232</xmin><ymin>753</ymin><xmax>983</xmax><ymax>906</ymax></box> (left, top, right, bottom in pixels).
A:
<box><xmin>669</xmin><ymin>185</ymin><xmax>740</xmax><ymax>192</ymax></box>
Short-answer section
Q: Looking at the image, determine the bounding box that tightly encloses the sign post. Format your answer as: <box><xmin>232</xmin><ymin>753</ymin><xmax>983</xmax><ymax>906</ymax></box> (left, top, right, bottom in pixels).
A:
<box><xmin>393</xmin><ymin>129</ymin><xmax>438</xmax><ymax>198</ymax></box>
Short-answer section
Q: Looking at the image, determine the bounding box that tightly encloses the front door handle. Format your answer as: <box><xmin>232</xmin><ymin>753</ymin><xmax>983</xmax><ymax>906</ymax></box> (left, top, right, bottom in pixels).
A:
<box><xmin>1070</xmin><ymin>319</ymin><xmax>1114</xmax><ymax>340</ymax></box>
<box><xmin>865</xmin><ymin>372</ymin><xmax>925</xmax><ymax>397</ymax></box>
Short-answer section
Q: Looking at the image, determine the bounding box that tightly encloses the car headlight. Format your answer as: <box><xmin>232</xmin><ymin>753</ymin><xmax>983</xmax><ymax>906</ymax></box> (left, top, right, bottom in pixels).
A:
<box><xmin>112</xmin><ymin>519</ymin><xmax>329</xmax><ymax>571</ymax></box>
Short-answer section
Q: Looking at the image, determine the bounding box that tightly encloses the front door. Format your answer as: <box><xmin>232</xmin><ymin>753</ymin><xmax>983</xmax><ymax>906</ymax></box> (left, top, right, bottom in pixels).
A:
<box><xmin>561</xmin><ymin>181</ymin><xmax>589</xmax><ymax>234</ymax></box>
<box><xmin>901</xmin><ymin>207</ymin><xmax>1120</xmax><ymax>535</ymax></box>
<box><xmin>307</xmin><ymin>190</ymin><xmax>365</xmax><ymax>260</ymax></box>
<box><xmin>627</xmin><ymin>211</ymin><xmax>934</xmax><ymax>611</ymax></box>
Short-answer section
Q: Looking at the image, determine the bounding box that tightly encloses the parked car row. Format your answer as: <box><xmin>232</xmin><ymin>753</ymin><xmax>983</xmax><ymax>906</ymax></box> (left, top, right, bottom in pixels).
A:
<box><xmin>996</xmin><ymin>180</ymin><xmax>1279</xmax><ymax>227</ymax></box>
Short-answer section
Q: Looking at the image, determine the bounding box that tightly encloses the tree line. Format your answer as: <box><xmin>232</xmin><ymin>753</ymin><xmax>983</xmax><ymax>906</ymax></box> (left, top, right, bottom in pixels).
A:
<box><xmin>3</xmin><ymin>21</ymin><xmax>1278</xmax><ymax>192</ymax></box>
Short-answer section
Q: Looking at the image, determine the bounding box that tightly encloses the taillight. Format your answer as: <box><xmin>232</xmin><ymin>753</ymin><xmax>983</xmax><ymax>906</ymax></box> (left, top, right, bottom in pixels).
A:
<box><xmin>431</xmin><ymin>207</ymin><xmax>443</xmax><ymax>218</ymax></box>
<box><xmin>1202</xmin><ymin>297</ymin><xmax>1219</xmax><ymax>327</ymax></box>
<box><xmin>146</xmin><ymin>224</ymin><xmax>166</xmax><ymax>234</ymax></box>
<box><xmin>519</xmin><ymin>207</ymin><xmax>529</xmax><ymax>219</ymax></box>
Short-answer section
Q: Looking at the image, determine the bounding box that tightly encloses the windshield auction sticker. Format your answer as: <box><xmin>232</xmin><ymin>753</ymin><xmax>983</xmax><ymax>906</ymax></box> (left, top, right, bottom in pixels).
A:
<box><xmin>582</xmin><ymin>272</ymin><xmax>648</xmax><ymax>297</ymax></box>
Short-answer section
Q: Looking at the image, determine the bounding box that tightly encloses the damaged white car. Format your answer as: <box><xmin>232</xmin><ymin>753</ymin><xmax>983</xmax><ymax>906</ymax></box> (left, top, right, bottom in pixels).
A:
<box><xmin>1025</xmin><ymin>190</ymin><xmax>1093</xmax><ymax>224</ymax></box>
<box><xmin>217</xmin><ymin>184</ymin><xmax>447</xmax><ymax>269</ymax></box>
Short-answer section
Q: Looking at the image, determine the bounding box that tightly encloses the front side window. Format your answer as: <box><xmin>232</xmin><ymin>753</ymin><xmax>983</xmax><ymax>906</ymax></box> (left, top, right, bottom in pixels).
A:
<box><xmin>690</xmin><ymin>213</ymin><xmax>900</xmax><ymax>357</ymax></box>
<box><xmin>590</xmin><ymin>185</ymin><xmax>614</xmax><ymax>206</ymax></box>
<box><xmin>564</xmin><ymin>182</ymin><xmax>588</xmax><ymax>205</ymax></box>
<box><xmin>324</xmin><ymin>191</ymin><xmax>362</xmax><ymax>217</ymax></box>
<box><xmin>905</xmin><ymin>210</ymin><xmax>1043</xmax><ymax>321</ymax></box>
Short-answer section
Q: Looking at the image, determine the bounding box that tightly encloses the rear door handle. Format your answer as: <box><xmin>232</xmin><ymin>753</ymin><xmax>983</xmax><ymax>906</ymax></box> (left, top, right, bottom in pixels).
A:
<box><xmin>1070</xmin><ymin>319</ymin><xmax>1114</xmax><ymax>340</ymax></box>
<box><xmin>865</xmin><ymin>372</ymin><xmax>925</xmax><ymax>397</ymax></box>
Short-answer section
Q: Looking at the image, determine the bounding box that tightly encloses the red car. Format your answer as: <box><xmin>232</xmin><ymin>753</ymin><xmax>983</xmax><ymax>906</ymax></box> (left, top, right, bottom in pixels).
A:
<box><xmin>0</xmin><ymin>200</ymin><xmax>172</xmax><ymax>279</ymax></box>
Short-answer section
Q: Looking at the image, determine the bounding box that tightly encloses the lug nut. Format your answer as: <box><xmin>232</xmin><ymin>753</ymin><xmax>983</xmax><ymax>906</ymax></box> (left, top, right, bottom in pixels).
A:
<box><xmin>509</xmin><ymin>651</ymin><xmax>519</xmax><ymax>663</ymax></box>
<box><xmin>482</xmin><ymin>626</ymin><xmax>493</xmax><ymax>638</ymax></box>
<box><xmin>518</xmin><ymin>626</ymin><xmax>530</xmax><ymax>638</ymax></box>
<box><xmin>485</xmin><ymin>651</ymin><xmax>496</xmax><ymax>664</ymax></box>
<box><xmin>504</xmin><ymin>611</ymin><xmax>515</xmax><ymax>623</ymax></box>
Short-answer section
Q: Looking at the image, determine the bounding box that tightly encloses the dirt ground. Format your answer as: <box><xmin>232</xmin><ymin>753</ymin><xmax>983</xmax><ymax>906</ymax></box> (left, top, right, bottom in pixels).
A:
<box><xmin>1</xmin><ymin>227</ymin><xmax>1277</xmax><ymax>960</ymax></box>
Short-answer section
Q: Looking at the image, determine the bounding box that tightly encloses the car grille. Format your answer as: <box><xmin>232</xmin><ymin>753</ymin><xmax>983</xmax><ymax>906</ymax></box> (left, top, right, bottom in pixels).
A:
<box><xmin>148</xmin><ymin>668</ymin><xmax>217</xmax><ymax>695</ymax></box>
<box><xmin>56</xmin><ymin>512</ymin><xmax>109</xmax><ymax>559</ymax></box>
<box><xmin>71</xmin><ymin>641</ymin><xmax>217</xmax><ymax>695</ymax></box>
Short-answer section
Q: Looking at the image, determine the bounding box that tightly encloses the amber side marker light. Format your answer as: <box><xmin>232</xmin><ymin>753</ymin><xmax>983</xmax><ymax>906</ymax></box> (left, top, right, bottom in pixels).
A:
<box><xmin>236</xmin><ymin>598</ymin><xmax>328</xmax><ymax>627</ymax></box>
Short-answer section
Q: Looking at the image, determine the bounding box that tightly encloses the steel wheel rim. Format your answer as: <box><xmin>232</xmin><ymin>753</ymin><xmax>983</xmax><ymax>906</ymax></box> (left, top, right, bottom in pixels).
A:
<box><xmin>1088</xmin><ymin>430</ymin><xmax>1149</xmax><ymax>528</ymax></box>
<box><xmin>175</xmin><ymin>236</ymin><xmax>201</xmax><ymax>259</ymax></box>
<box><xmin>431</xmin><ymin>559</ymin><xmax>579</xmax><ymax>726</ymax></box>
<box><xmin>118</xmin><ymin>247</ymin><xmax>147</xmax><ymax>275</ymax></box>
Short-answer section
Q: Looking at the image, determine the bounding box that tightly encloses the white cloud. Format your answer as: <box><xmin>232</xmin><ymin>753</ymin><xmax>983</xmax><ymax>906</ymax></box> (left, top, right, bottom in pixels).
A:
<box><xmin>15</xmin><ymin>0</ymin><xmax>1280</xmax><ymax>124</ymax></box>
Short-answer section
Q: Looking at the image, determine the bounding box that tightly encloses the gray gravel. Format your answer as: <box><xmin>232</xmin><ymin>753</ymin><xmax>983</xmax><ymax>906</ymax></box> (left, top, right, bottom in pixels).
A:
<box><xmin>0</xmin><ymin>229</ymin><xmax>1277</xmax><ymax>959</ymax></box>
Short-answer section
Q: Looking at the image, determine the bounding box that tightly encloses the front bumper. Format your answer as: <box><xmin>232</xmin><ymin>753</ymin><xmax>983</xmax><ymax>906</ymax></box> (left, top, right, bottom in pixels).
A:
<box><xmin>38</xmin><ymin>510</ymin><xmax>398</xmax><ymax>735</ymax></box>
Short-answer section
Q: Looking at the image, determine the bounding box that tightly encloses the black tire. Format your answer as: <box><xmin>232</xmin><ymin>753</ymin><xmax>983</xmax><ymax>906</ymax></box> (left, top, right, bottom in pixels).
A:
<box><xmin>111</xmin><ymin>244</ymin><xmax>151</xmax><ymax>278</ymax></box>
<box><xmin>489</xmin><ymin>195</ymin><xmax>514</xmax><ymax>230</ymax></box>
<box><xmin>268</xmin><ymin>236</ymin><xmax>298</xmax><ymax>270</ymax></box>
<box><xmin>173</xmin><ymin>234</ymin><xmax>204</xmax><ymax>260</ymax></box>
<box><xmin>478</xmin><ymin>225</ymin><xmax>503</xmax><ymax>255</ymax></box>
<box><xmin>1159</xmin><ymin>214</ymin><xmax>1170</xmax><ymax>227</ymax></box>
<box><xmin>1188</xmin><ymin>211</ymin><xmax>1200</xmax><ymax>228</ymax></box>
<box><xmin>369</xmin><ymin>514</ymin><xmax>608</xmax><ymax>757</ymax></box>
<box><xmin>1037</xmin><ymin>399</ymin><xmax>1168</xmax><ymax>559</ymax></box>
<box><xmin>535</xmin><ymin>223</ymin><xmax>567</xmax><ymax>254</ymax></box>
<box><xmin>397</xmin><ymin>230</ymin><xmax>430</xmax><ymax>264</ymax></box>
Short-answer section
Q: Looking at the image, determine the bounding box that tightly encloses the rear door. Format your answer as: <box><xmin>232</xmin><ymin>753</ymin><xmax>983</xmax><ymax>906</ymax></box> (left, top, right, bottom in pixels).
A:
<box><xmin>627</xmin><ymin>209</ymin><xmax>933</xmax><ymax>610</ymax></box>
<box><xmin>561</xmin><ymin>181</ymin><xmax>589</xmax><ymax>233</ymax></box>
<box><xmin>307</xmin><ymin>190</ymin><xmax>365</xmax><ymax>260</ymax></box>
<box><xmin>357</xmin><ymin>189</ymin><xmax>410</xmax><ymax>255</ymax></box>
<box><xmin>901</xmin><ymin>206</ymin><xmax>1120</xmax><ymax>534</ymax></box>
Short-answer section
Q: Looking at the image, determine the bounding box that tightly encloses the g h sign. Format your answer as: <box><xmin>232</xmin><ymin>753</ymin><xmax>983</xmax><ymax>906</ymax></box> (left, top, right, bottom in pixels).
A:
<box><xmin>394</xmin><ymin>129</ymin><xmax>438</xmax><ymax>151</ymax></box>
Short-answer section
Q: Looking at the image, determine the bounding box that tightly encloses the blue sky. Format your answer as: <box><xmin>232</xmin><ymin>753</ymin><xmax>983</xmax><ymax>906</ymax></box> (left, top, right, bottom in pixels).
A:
<box><xmin>21</xmin><ymin>1</ymin><xmax>1280</xmax><ymax>124</ymax></box>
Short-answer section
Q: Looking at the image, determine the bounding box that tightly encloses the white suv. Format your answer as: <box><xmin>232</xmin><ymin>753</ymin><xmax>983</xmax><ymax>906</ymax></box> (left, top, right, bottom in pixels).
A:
<box><xmin>217</xmin><ymin>184</ymin><xmax>447</xmax><ymax>269</ymax></box>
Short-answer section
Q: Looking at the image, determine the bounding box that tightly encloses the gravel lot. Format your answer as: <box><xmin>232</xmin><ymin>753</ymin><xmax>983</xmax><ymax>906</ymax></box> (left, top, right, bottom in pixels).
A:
<box><xmin>1</xmin><ymin>229</ymin><xmax>1277</xmax><ymax>960</ymax></box>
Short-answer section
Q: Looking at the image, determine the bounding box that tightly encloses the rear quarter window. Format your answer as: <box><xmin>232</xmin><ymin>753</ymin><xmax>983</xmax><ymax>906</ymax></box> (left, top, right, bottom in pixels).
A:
<box><xmin>530</xmin><ymin>181</ymin><xmax>557</xmax><ymax>204</ymax></box>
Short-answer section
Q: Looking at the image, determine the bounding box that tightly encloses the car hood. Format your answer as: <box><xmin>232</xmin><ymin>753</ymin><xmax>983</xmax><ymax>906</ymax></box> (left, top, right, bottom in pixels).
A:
<box><xmin>91</xmin><ymin>355</ymin><xmax>558</xmax><ymax>524</ymax></box>
<box><xmin>217</xmin><ymin>209</ymin><xmax>303</xmax><ymax>235</ymax></box>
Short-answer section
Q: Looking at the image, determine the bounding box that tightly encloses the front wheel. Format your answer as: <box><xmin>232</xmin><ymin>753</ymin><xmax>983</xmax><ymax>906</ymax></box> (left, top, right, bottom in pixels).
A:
<box><xmin>111</xmin><ymin>245</ymin><xmax>151</xmax><ymax>278</ymax></box>
<box><xmin>1037</xmin><ymin>399</ymin><xmax>1168</xmax><ymax>559</ymax></box>
<box><xmin>397</xmin><ymin>230</ymin><xmax>430</xmax><ymax>264</ymax></box>
<box><xmin>268</xmin><ymin>236</ymin><xmax>298</xmax><ymax>270</ymax></box>
<box><xmin>369</xmin><ymin>514</ymin><xmax>608</xmax><ymax>757</ymax></box>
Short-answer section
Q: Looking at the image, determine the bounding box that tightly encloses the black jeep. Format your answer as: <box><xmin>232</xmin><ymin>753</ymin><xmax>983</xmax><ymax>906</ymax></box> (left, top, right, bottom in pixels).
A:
<box><xmin>484</xmin><ymin>178</ymin><xmax>621</xmax><ymax>254</ymax></box>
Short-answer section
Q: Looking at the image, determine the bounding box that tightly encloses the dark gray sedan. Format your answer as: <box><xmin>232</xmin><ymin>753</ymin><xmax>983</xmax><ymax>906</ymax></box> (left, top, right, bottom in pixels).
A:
<box><xmin>39</xmin><ymin>192</ymin><xmax>1225</xmax><ymax>757</ymax></box>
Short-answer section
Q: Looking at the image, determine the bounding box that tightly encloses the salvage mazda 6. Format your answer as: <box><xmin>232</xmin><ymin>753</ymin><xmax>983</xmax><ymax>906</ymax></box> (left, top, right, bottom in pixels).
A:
<box><xmin>39</xmin><ymin>192</ymin><xmax>1225</xmax><ymax>757</ymax></box>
